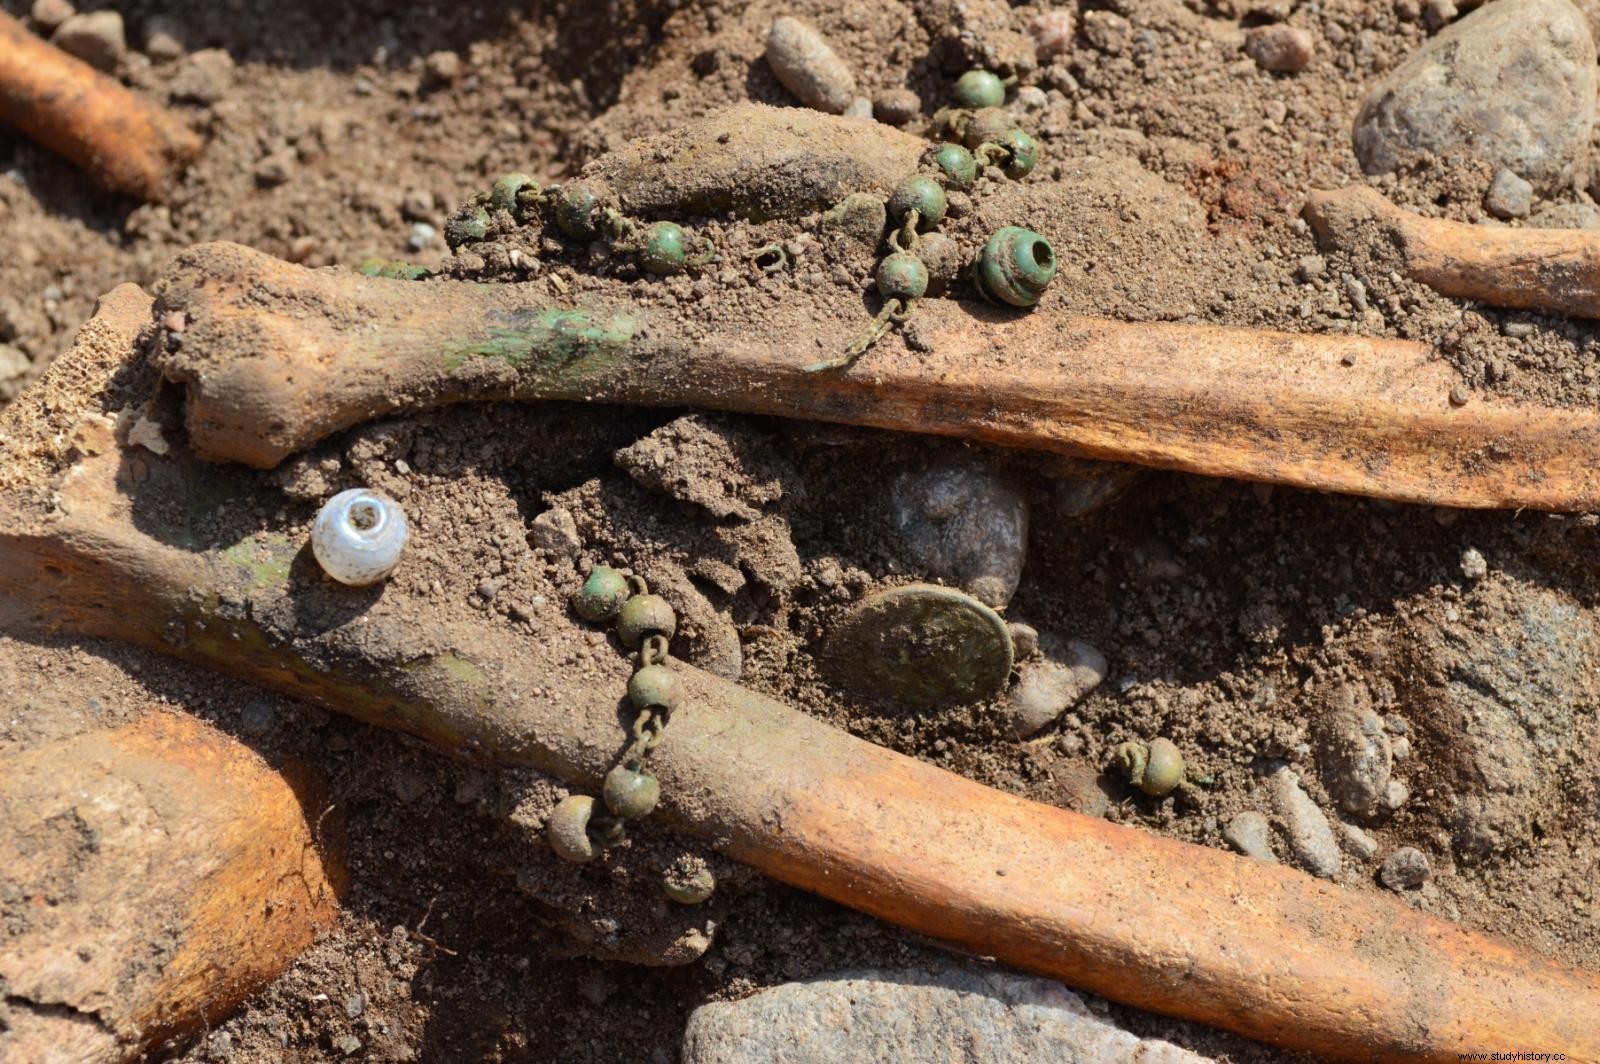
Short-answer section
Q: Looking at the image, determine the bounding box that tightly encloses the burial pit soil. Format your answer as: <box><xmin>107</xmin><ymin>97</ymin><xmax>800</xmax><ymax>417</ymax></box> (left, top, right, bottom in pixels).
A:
<box><xmin>3</xmin><ymin>0</ymin><xmax>1599</xmax><ymax>1061</ymax></box>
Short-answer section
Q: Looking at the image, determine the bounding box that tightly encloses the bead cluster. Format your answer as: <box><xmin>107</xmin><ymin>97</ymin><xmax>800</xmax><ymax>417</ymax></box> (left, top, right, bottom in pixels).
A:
<box><xmin>807</xmin><ymin>68</ymin><xmax>1059</xmax><ymax>373</ymax></box>
<box><xmin>547</xmin><ymin>566</ymin><xmax>682</xmax><ymax>863</ymax></box>
<box><xmin>445</xmin><ymin>171</ymin><xmax>718</xmax><ymax>278</ymax></box>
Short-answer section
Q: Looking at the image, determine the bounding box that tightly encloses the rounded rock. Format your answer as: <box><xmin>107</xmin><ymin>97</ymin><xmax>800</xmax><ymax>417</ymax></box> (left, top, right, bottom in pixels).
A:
<box><xmin>876</xmin><ymin>252</ymin><xmax>929</xmax><ymax>302</ymax></box>
<box><xmin>603</xmin><ymin>763</ymin><xmax>661</xmax><ymax>819</ymax></box>
<box><xmin>874</xmin><ymin>88</ymin><xmax>921</xmax><ymax>125</ymax></box>
<box><xmin>1379</xmin><ymin>846</ymin><xmax>1432</xmax><ymax>890</ymax></box>
<box><xmin>954</xmin><ymin>69</ymin><xmax>1006</xmax><ymax>109</ymax></box>
<box><xmin>924</xmin><ymin>143</ymin><xmax>979</xmax><ymax>191</ymax></box>
<box><xmin>547</xmin><ymin>795</ymin><xmax>598</xmax><ymax>863</ymax></box>
<box><xmin>765</xmin><ymin>16</ymin><xmax>857</xmax><ymax>115</ymax></box>
<box><xmin>629</xmin><ymin>663</ymin><xmax>682</xmax><ymax>713</ymax></box>
<box><xmin>311</xmin><ymin>488</ymin><xmax>409</xmax><ymax>586</ymax></box>
<box><xmin>888</xmin><ymin>174</ymin><xmax>948</xmax><ymax>229</ymax></box>
<box><xmin>617</xmin><ymin>593</ymin><xmax>677</xmax><ymax>648</ymax></box>
<box><xmin>573</xmin><ymin>566</ymin><xmax>632</xmax><ymax>623</ymax></box>
<box><xmin>975</xmin><ymin>226</ymin><xmax>1058</xmax><ymax>308</ymax></box>
<box><xmin>641</xmin><ymin>221</ymin><xmax>691</xmax><ymax>276</ymax></box>
<box><xmin>1244</xmin><ymin>24</ymin><xmax>1315</xmax><ymax>73</ymax></box>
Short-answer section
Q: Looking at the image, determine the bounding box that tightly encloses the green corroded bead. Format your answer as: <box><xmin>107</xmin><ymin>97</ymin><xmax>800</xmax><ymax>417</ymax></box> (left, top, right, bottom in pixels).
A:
<box><xmin>996</xmin><ymin>129</ymin><xmax>1040</xmax><ymax>180</ymax></box>
<box><xmin>629</xmin><ymin>663</ymin><xmax>681</xmax><ymax>712</ymax></box>
<box><xmin>975</xmin><ymin>226</ymin><xmax>1057</xmax><ymax>308</ymax></box>
<box><xmin>554</xmin><ymin>179</ymin><xmax>617</xmax><ymax>241</ymax></box>
<box><xmin>662</xmin><ymin>865</ymin><xmax>716</xmax><ymax>905</ymax></box>
<box><xmin>603</xmin><ymin>763</ymin><xmax>661</xmax><ymax>819</ymax></box>
<box><xmin>547</xmin><ymin>795</ymin><xmax>598</xmax><ymax>863</ymax></box>
<box><xmin>954</xmin><ymin>69</ymin><xmax>1005</xmax><ymax>109</ymax></box>
<box><xmin>888</xmin><ymin>174</ymin><xmax>947</xmax><ymax>230</ymax></box>
<box><xmin>616</xmin><ymin>593</ymin><xmax>676</xmax><ymax>648</ymax></box>
<box><xmin>876</xmin><ymin>252</ymin><xmax>929</xmax><ymax>302</ymax></box>
<box><xmin>1117</xmin><ymin>738</ymin><xmax>1185</xmax><ymax>798</ymax></box>
<box><xmin>490</xmin><ymin>172</ymin><xmax>540</xmax><ymax>212</ymax></box>
<box><xmin>573</xmin><ymin>566</ymin><xmax>631</xmax><ymax>623</ymax></box>
<box><xmin>640</xmin><ymin>221</ymin><xmax>689</xmax><ymax>276</ymax></box>
<box><xmin>924</xmin><ymin>143</ymin><xmax>977</xmax><ymax>191</ymax></box>
<box><xmin>357</xmin><ymin>258</ymin><xmax>431</xmax><ymax>281</ymax></box>
<box><xmin>443</xmin><ymin>204</ymin><xmax>491</xmax><ymax>249</ymax></box>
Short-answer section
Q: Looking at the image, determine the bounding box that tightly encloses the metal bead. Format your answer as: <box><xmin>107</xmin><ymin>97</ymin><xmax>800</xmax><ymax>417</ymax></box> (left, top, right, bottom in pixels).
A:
<box><xmin>573</xmin><ymin>566</ymin><xmax>631</xmax><ymax>623</ymax></box>
<box><xmin>876</xmin><ymin>252</ymin><xmax>929</xmax><ymax>302</ymax></box>
<box><xmin>974</xmin><ymin>226</ymin><xmax>1058</xmax><ymax>308</ymax></box>
<box><xmin>629</xmin><ymin>663</ymin><xmax>681</xmax><ymax>712</ymax></box>
<box><xmin>662</xmin><ymin>864</ymin><xmax>716</xmax><ymax>905</ymax></box>
<box><xmin>640</xmin><ymin>221</ymin><xmax>689</xmax><ymax>276</ymax></box>
<box><xmin>924</xmin><ymin>143</ymin><xmax>978</xmax><ymax>191</ymax></box>
<box><xmin>443</xmin><ymin>203</ymin><xmax>491</xmax><ymax>249</ymax></box>
<box><xmin>546</xmin><ymin>795</ymin><xmax>598</xmax><ymax>863</ymax></box>
<box><xmin>554</xmin><ymin>179</ymin><xmax>618</xmax><ymax>241</ymax></box>
<box><xmin>616</xmin><ymin>593</ymin><xmax>676</xmax><ymax>648</ymax></box>
<box><xmin>953</xmin><ymin>69</ymin><xmax>1006</xmax><ymax>109</ymax></box>
<box><xmin>962</xmin><ymin>107</ymin><xmax>1013</xmax><ymax>150</ymax></box>
<box><xmin>888</xmin><ymin>175</ymin><xmax>947</xmax><ymax>230</ymax></box>
<box><xmin>1141</xmin><ymin>738</ymin><xmax>1186</xmax><ymax>797</ymax></box>
<box><xmin>603</xmin><ymin>763</ymin><xmax>661</xmax><ymax>819</ymax></box>
<box><xmin>996</xmin><ymin>129</ymin><xmax>1040</xmax><ymax>180</ymax></box>
<box><xmin>490</xmin><ymin>172</ymin><xmax>540</xmax><ymax>213</ymax></box>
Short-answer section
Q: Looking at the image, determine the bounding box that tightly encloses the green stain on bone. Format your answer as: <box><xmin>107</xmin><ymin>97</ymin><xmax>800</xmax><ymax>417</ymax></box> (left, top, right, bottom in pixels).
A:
<box><xmin>444</xmin><ymin>308</ymin><xmax>636</xmax><ymax>378</ymax></box>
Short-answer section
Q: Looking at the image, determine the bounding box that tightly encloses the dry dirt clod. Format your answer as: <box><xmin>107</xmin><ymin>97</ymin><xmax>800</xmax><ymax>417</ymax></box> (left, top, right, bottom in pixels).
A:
<box><xmin>765</xmin><ymin>16</ymin><xmax>856</xmax><ymax>115</ymax></box>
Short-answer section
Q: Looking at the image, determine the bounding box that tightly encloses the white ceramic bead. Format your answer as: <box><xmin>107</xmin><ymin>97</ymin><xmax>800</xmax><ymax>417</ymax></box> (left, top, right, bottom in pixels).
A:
<box><xmin>311</xmin><ymin>488</ymin><xmax>408</xmax><ymax>586</ymax></box>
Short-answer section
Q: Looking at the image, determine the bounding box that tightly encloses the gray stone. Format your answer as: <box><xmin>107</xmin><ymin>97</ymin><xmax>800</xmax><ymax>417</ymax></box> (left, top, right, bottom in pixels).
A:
<box><xmin>843</xmin><ymin>96</ymin><xmax>873</xmax><ymax>120</ymax></box>
<box><xmin>1353</xmin><ymin>0</ymin><xmax>1597</xmax><ymax>194</ymax></box>
<box><xmin>1270</xmin><ymin>766</ymin><xmax>1341</xmax><ymax>878</ymax></box>
<box><xmin>408</xmin><ymin>222</ymin><xmax>437</xmax><ymax>251</ymax></box>
<box><xmin>1314</xmin><ymin>685</ymin><xmax>1393</xmax><ymax>818</ymax></box>
<box><xmin>889</xmin><ymin>459</ymin><xmax>1028</xmax><ymax>608</ymax></box>
<box><xmin>51</xmin><ymin>11</ymin><xmax>126</xmax><ymax>71</ymax></box>
<box><xmin>528</xmin><ymin>507</ymin><xmax>581</xmax><ymax>558</ymax></box>
<box><xmin>766</xmin><ymin>16</ymin><xmax>857</xmax><ymax>115</ymax></box>
<box><xmin>170</xmin><ymin>49</ymin><xmax>236</xmax><ymax>106</ymax></box>
<box><xmin>1339</xmin><ymin>820</ymin><xmax>1380</xmax><ymax>860</ymax></box>
<box><xmin>1223</xmin><ymin>811</ymin><xmax>1277</xmax><ymax>862</ymax></box>
<box><xmin>30</xmin><ymin>0</ymin><xmax>74</xmax><ymax>33</ymax></box>
<box><xmin>1004</xmin><ymin>639</ymin><xmax>1107</xmax><ymax>738</ymax></box>
<box><xmin>1528</xmin><ymin>201</ymin><xmax>1600</xmax><ymax>228</ymax></box>
<box><xmin>1412</xmin><ymin>582</ymin><xmax>1598</xmax><ymax>859</ymax></box>
<box><xmin>682</xmin><ymin>965</ymin><xmax>1212</xmax><ymax>1064</ymax></box>
<box><xmin>1379</xmin><ymin>846</ymin><xmax>1433</xmax><ymax>890</ymax></box>
<box><xmin>1485</xmin><ymin>168</ymin><xmax>1534</xmax><ymax>219</ymax></box>
<box><xmin>1245</xmin><ymin>24</ymin><xmax>1315</xmax><ymax>72</ymax></box>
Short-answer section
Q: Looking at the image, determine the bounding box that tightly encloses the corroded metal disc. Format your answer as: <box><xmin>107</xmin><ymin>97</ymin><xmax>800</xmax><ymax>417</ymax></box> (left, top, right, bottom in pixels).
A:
<box><xmin>822</xmin><ymin>583</ymin><xmax>1014</xmax><ymax>709</ymax></box>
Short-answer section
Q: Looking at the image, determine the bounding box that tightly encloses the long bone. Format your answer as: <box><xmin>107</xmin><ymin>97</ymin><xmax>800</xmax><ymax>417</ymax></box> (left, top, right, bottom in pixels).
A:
<box><xmin>4</xmin><ymin>287</ymin><xmax>1600</xmax><ymax>1063</ymax></box>
<box><xmin>152</xmin><ymin>240</ymin><xmax>1600</xmax><ymax>510</ymax></box>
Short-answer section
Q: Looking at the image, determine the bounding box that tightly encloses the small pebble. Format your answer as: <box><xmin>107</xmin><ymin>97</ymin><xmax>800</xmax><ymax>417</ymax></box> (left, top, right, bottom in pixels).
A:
<box><xmin>1423</xmin><ymin>0</ymin><xmax>1458</xmax><ymax>30</ymax></box>
<box><xmin>30</xmin><ymin>0</ymin><xmax>74</xmax><ymax>33</ymax></box>
<box><xmin>408</xmin><ymin>222</ymin><xmax>437</xmax><ymax>251</ymax></box>
<box><xmin>1338</xmin><ymin>821</ymin><xmax>1380</xmax><ymax>860</ymax></box>
<box><xmin>170</xmin><ymin>48</ymin><xmax>236</xmax><ymax>105</ymax></box>
<box><xmin>1081</xmin><ymin>10</ymin><xmax>1132</xmax><ymax>54</ymax></box>
<box><xmin>1016</xmin><ymin>85</ymin><xmax>1048</xmax><ymax>110</ymax></box>
<box><xmin>1028</xmin><ymin>9</ymin><xmax>1076</xmax><ymax>60</ymax></box>
<box><xmin>423</xmin><ymin>49</ymin><xmax>462</xmax><ymax>86</ymax></box>
<box><xmin>1223</xmin><ymin>811</ymin><xmax>1277</xmax><ymax>862</ymax></box>
<box><xmin>529</xmin><ymin>507</ymin><xmax>582</xmax><ymax>558</ymax></box>
<box><xmin>1484</xmin><ymin>168</ymin><xmax>1533</xmax><ymax>220</ymax></box>
<box><xmin>1006</xmin><ymin>621</ymin><xmax>1039</xmax><ymax>660</ymax></box>
<box><xmin>344</xmin><ymin>993</ymin><xmax>366</xmax><ymax>1019</ymax></box>
<box><xmin>1004</xmin><ymin>639</ymin><xmax>1107</xmax><ymax>738</ymax></box>
<box><xmin>1459</xmin><ymin>546</ymin><xmax>1487</xmax><ymax>580</ymax></box>
<box><xmin>253</xmin><ymin>150</ymin><xmax>295</xmax><ymax>187</ymax></box>
<box><xmin>873</xmin><ymin>88</ymin><xmax>921</xmax><ymax>126</ymax></box>
<box><xmin>1244</xmin><ymin>24</ymin><xmax>1315</xmax><ymax>72</ymax></box>
<box><xmin>1270</xmin><ymin>766</ymin><xmax>1342</xmax><ymax>878</ymax></box>
<box><xmin>1379</xmin><ymin>846</ymin><xmax>1432</xmax><ymax>890</ymax></box>
<box><xmin>52</xmin><ymin>10</ymin><xmax>126</xmax><ymax>71</ymax></box>
<box><xmin>765</xmin><ymin>16</ymin><xmax>857</xmax><ymax>114</ymax></box>
<box><xmin>843</xmin><ymin>95</ymin><xmax>873</xmax><ymax>119</ymax></box>
<box><xmin>333</xmin><ymin>1034</ymin><xmax>363</xmax><ymax>1056</ymax></box>
<box><xmin>141</xmin><ymin>15</ymin><xmax>184</xmax><ymax>60</ymax></box>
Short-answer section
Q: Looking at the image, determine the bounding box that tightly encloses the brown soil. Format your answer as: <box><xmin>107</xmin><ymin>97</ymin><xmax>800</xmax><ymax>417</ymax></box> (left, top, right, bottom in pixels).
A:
<box><xmin>3</xmin><ymin>0</ymin><xmax>1599</xmax><ymax>1061</ymax></box>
